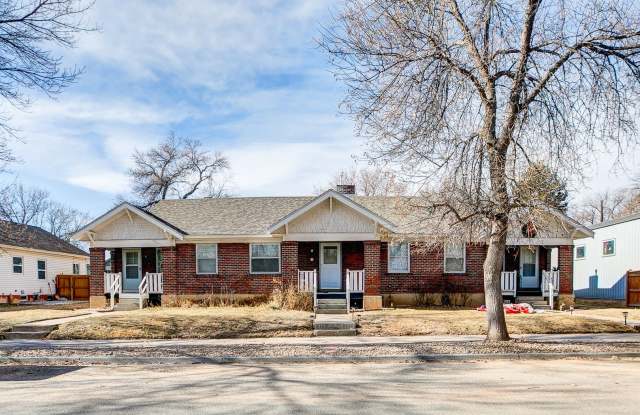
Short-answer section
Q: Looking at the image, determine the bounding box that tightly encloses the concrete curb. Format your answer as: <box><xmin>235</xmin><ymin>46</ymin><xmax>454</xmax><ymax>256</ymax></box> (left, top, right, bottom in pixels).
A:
<box><xmin>2</xmin><ymin>351</ymin><xmax>640</xmax><ymax>365</ymax></box>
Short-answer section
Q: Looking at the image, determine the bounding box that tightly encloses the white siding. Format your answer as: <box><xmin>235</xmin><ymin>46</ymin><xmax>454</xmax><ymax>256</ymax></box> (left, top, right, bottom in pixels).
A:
<box><xmin>0</xmin><ymin>246</ymin><xmax>89</xmax><ymax>295</ymax></box>
<box><xmin>94</xmin><ymin>211</ymin><xmax>166</xmax><ymax>241</ymax></box>
<box><xmin>574</xmin><ymin>218</ymin><xmax>640</xmax><ymax>293</ymax></box>
<box><xmin>288</xmin><ymin>198</ymin><xmax>376</xmax><ymax>234</ymax></box>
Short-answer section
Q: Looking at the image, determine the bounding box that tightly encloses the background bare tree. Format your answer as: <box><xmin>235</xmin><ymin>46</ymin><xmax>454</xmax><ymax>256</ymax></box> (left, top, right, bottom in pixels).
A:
<box><xmin>322</xmin><ymin>0</ymin><xmax>640</xmax><ymax>340</ymax></box>
<box><xmin>573</xmin><ymin>187</ymin><xmax>640</xmax><ymax>225</ymax></box>
<box><xmin>328</xmin><ymin>166</ymin><xmax>408</xmax><ymax>196</ymax></box>
<box><xmin>0</xmin><ymin>0</ymin><xmax>94</xmax><ymax>169</ymax></box>
<box><xmin>0</xmin><ymin>183</ymin><xmax>89</xmax><ymax>242</ymax></box>
<box><xmin>128</xmin><ymin>132</ymin><xmax>230</xmax><ymax>206</ymax></box>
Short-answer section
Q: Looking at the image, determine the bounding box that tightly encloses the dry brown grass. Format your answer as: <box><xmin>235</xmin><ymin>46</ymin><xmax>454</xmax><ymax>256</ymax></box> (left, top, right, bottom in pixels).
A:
<box><xmin>356</xmin><ymin>308</ymin><xmax>637</xmax><ymax>336</ymax></box>
<box><xmin>573</xmin><ymin>307</ymin><xmax>640</xmax><ymax>322</ymax></box>
<box><xmin>0</xmin><ymin>303</ymin><xmax>90</xmax><ymax>332</ymax></box>
<box><xmin>49</xmin><ymin>306</ymin><xmax>314</xmax><ymax>339</ymax></box>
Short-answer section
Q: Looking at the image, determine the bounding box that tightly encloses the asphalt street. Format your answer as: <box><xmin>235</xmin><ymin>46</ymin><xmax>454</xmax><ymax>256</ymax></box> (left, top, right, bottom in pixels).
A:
<box><xmin>1</xmin><ymin>359</ymin><xmax>638</xmax><ymax>414</ymax></box>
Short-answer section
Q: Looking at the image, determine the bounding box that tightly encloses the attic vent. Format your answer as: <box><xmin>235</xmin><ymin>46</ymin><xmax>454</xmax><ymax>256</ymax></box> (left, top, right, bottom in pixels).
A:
<box><xmin>336</xmin><ymin>184</ymin><xmax>356</xmax><ymax>195</ymax></box>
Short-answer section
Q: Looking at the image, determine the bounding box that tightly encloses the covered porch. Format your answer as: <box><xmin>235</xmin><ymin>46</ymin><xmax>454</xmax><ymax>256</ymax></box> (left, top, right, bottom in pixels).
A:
<box><xmin>500</xmin><ymin>245</ymin><xmax>564</xmax><ymax>299</ymax></box>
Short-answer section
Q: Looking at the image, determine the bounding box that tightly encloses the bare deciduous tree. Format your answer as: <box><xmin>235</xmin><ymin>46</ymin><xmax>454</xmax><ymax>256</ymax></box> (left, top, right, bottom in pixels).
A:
<box><xmin>322</xmin><ymin>0</ymin><xmax>640</xmax><ymax>340</ymax></box>
<box><xmin>573</xmin><ymin>188</ymin><xmax>640</xmax><ymax>224</ymax></box>
<box><xmin>129</xmin><ymin>132</ymin><xmax>230</xmax><ymax>205</ymax></box>
<box><xmin>329</xmin><ymin>166</ymin><xmax>408</xmax><ymax>196</ymax></box>
<box><xmin>0</xmin><ymin>183</ymin><xmax>89</xmax><ymax>242</ymax></box>
<box><xmin>0</xmin><ymin>0</ymin><xmax>94</xmax><ymax>167</ymax></box>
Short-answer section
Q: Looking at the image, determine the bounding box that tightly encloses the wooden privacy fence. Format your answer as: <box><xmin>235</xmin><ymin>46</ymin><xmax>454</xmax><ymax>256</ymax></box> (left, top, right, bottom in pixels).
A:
<box><xmin>56</xmin><ymin>275</ymin><xmax>90</xmax><ymax>301</ymax></box>
<box><xmin>627</xmin><ymin>271</ymin><xmax>640</xmax><ymax>307</ymax></box>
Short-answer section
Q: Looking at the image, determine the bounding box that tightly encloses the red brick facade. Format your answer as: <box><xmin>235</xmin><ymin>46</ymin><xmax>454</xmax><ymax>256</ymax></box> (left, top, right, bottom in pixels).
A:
<box><xmin>89</xmin><ymin>247</ymin><xmax>105</xmax><ymax>296</ymax></box>
<box><xmin>91</xmin><ymin>242</ymin><xmax>574</xmax><ymax>297</ymax></box>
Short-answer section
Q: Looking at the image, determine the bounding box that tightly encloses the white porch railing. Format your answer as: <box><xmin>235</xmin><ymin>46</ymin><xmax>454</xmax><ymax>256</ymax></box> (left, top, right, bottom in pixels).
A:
<box><xmin>541</xmin><ymin>270</ymin><xmax>560</xmax><ymax>298</ymax></box>
<box><xmin>139</xmin><ymin>272</ymin><xmax>163</xmax><ymax>309</ymax></box>
<box><xmin>346</xmin><ymin>269</ymin><xmax>365</xmax><ymax>313</ymax></box>
<box><xmin>298</xmin><ymin>269</ymin><xmax>317</xmax><ymax>310</ymax></box>
<box><xmin>501</xmin><ymin>271</ymin><xmax>517</xmax><ymax>296</ymax></box>
<box><xmin>104</xmin><ymin>272</ymin><xmax>121</xmax><ymax>309</ymax></box>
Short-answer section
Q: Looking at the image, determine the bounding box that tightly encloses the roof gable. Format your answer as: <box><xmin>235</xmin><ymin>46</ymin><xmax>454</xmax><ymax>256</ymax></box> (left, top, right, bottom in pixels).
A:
<box><xmin>268</xmin><ymin>190</ymin><xmax>397</xmax><ymax>234</ymax></box>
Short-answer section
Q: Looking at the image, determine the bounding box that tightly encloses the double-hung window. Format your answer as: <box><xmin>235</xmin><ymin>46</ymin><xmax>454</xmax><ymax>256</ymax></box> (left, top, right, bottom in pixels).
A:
<box><xmin>575</xmin><ymin>245</ymin><xmax>586</xmax><ymax>260</ymax></box>
<box><xmin>250</xmin><ymin>243</ymin><xmax>281</xmax><ymax>274</ymax></box>
<box><xmin>37</xmin><ymin>260</ymin><xmax>46</xmax><ymax>279</ymax></box>
<box><xmin>73</xmin><ymin>263</ymin><xmax>80</xmax><ymax>274</ymax></box>
<box><xmin>444</xmin><ymin>243</ymin><xmax>466</xmax><ymax>273</ymax></box>
<box><xmin>602</xmin><ymin>239</ymin><xmax>615</xmax><ymax>256</ymax></box>
<box><xmin>388</xmin><ymin>243</ymin><xmax>410</xmax><ymax>273</ymax></box>
<box><xmin>196</xmin><ymin>244</ymin><xmax>218</xmax><ymax>274</ymax></box>
<box><xmin>12</xmin><ymin>257</ymin><xmax>23</xmax><ymax>274</ymax></box>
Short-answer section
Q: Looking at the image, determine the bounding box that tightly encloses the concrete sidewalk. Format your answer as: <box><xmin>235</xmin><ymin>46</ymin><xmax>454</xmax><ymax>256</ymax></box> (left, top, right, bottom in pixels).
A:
<box><xmin>2</xmin><ymin>332</ymin><xmax>640</xmax><ymax>349</ymax></box>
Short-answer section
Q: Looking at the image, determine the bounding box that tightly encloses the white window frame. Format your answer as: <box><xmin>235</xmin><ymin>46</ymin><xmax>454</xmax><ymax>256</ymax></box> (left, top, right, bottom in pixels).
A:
<box><xmin>12</xmin><ymin>256</ymin><xmax>23</xmax><ymax>274</ymax></box>
<box><xmin>250</xmin><ymin>243</ymin><xmax>281</xmax><ymax>275</ymax></box>
<box><xmin>86</xmin><ymin>264</ymin><xmax>91</xmax><ymax>275</ymax></box>
<box><xmin>444</xmin><ymin>243</ymin><xmax>466</xmax><ymax>274</ymax></box>
<box><xmin>602</xmin><ymin>239</ymin><xmax>616</xmax><ymax>257</ymax></box>
<box><xmin>575</xmin><ymin>245</ymin><xmax>586</xmax><ymax>260</ymax></box>
<box><xmin>156</xmin><ymin>248</ymin><xmax>163</xmax><ymax>273</ymax></box>
<box><xmin>196</xmin><ymin>244</ymin><xmax>218</xmax><ymax>275</ymax></box>
<box><xmin>387</xmin><ymin>242</ymin><xmax>410</xmax><ymax>273</ymax></box>
<box><xmin>73</xmin><ymin>263</ymin><xmax>80</xmax><ymax>274</ymax></box>
<box><xmin>37</xmin><ymin>259</ymin><xmax>47</xmax><ymax>280</ymax></box>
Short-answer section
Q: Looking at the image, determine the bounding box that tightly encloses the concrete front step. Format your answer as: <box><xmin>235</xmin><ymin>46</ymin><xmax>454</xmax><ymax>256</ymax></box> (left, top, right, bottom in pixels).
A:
<box><xmin>11</xmin><ymin>324</ymin><xmax>58</xmax><ymax>332</ymax></box>
<box><xmin>315</xmin><ymin>309</ymin><xmax>347</xmax><ymax>314</ymax></box>
<box><xmin>2</xmin><ymin>323</ymin><xmax>58</xmax><ymax>340</ymax></box>
<box><xmin>314</xmin><ymin>321</ymin><xmax>355</xmax><ymax>331</ymax></box>
<box><xmin>313</xmin><ymin>329</ymin><xmax>357</xmax><ymax>336</ymax></box>
<box><xmin>317</xmin><ymin>303</ymin><xmax>347</xmax><ymax>310</ymax></box>
<box><xmin>317</xmin><ymin>299</ymin><xmax>347</xmax><ymax>305</ymax></box>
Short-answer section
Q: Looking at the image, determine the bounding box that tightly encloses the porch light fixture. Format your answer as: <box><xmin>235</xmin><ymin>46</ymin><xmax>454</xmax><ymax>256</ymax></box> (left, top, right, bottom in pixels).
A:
<box><xmin>623</xmin><ymin>311</ymin><xmax>629</xmax><ymax>326</ymax></box>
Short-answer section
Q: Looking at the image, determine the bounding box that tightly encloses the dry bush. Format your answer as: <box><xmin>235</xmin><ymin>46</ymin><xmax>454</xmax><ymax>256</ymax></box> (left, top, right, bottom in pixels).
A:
<box><xmin>269</xmin><ymin>284</ymin><xmax>313</xmax><ymax>312</ymax></box>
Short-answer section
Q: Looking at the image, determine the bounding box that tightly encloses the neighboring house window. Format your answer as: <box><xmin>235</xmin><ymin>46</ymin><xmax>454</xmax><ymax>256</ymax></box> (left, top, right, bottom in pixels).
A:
<box><xmin>575</xmin><ymin>245</ymin><xmax>586</xmax><ymax>260</ymax></box>
<box><xmin>73</xmin><ymin>263</ymin><xmax>80</xmax><ymax>274</ymax></box>
<box><xmin>444</xmin><ymin>243</ymin><xmax>466</xmax><ymax>273</ymax></box>
<box><xmin>156</xmin><ymin>248</ymin><xmax>163</xmax><ymax>273</ymax></box>
<box><xmin>250</xmin><ymin>243</ymin><xmax>281</xmax><ymax>274</ymax></box>
<box><xmin>388</xmin><ymin>243</ymin><xmax>410</xmax><ymax>273</ymax></box>
<box><xmin>12</xmin><ymin>257</ymin><xmax>23</xmax><ymax>274</ymax></box>
<box><xmin>86</xmin><ymin>264</ymin><xmax>91</xmax><ymax>275</ymax></box>
<box><xmin>602</xmin><ymin>239</ymin><xmax>615</xmax><ymax>256</ymax></box>
<box><xmin>196</xmin><ymin>244</ymin><xmax>218</xmax><ymax>274</ymax></box>
<box><xmin>37</xmin><ymin>260</ymin><xmax>46</xmax><ymax>279</ymax></box>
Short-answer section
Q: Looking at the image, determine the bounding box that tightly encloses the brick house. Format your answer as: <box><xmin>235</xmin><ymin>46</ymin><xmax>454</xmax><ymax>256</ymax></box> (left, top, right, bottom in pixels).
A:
<box><xmin>73</xmin><ymin>187</ymin><xmax>592</xmax><ymax>309</ymax></box>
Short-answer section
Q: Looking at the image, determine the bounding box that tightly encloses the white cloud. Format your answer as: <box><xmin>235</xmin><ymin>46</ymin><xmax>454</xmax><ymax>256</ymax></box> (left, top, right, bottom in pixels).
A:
<box><xmin>67</xmin><ymin>171</ymin><xmax>129</xmax><ymax>194</ymax></box>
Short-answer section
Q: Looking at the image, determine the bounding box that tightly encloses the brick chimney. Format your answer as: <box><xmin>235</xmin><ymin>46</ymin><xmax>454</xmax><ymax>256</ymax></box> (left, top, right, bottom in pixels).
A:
<box><xmin>336</xmin><ymin>184</ymin><xmax>356</xmax><ymax>195</ymax></box>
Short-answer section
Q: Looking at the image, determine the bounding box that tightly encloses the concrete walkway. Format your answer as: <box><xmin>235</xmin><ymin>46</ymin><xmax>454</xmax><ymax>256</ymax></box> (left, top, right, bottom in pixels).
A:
<box><xmin>2</xmin><ymin>332</ymin><xmax>640</xmax><ymax>349</ymax></box>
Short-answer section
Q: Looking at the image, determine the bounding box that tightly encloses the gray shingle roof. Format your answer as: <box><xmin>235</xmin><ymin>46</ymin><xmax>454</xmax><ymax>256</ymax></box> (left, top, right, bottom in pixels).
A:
<box><xmin>0</xmin><ymin>220</ymin><xmax>89</xmax><ymax>256</ymax></box>
<box><xmin>589</xmin><ymin>211</ymin><xmax>640</xmax><ymax>230</ymax></box>
<box><xmin>146</xmin><ymin>195</ymin><xmax>413</xmax><ymax>235</ymax></box>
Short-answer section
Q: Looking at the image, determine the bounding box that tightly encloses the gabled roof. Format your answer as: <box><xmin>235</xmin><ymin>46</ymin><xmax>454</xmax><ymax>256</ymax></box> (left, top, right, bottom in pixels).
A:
<box><xmin>588</xmin><ymin>211</ymin><xmax>640</xmax><ymax>230</ymax></box>
<box><xmin>72</xmin><ymin>203</ymin><xmax>185</xmax><ymax>241</ymax></box>
<box><xmin>267</xmin><ymin>190</ymin><xmax>398</xmax><ymax>233</ymax></box>
<box><xmin>0</xmin><ymin>220</ymin><xmax>88</xmax><ymax>256</ymax></box>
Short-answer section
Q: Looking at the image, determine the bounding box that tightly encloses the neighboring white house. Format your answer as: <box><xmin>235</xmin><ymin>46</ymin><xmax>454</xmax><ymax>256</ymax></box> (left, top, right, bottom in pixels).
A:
<box><xmin>573</xmin><ymin>212</ymin><xmax>640</xmax><ymax>301</ymax></box>
<box><xmin>0</xmin><ymin>220</ymin><xmax>89</xmax><ymax>296</ymax></box>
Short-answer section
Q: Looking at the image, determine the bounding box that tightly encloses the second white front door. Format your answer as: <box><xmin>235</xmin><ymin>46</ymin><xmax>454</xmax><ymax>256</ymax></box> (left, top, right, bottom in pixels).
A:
<box><xmin>320</xmin><ymin>243</ymin><xmax>341</xmax><ymax>290</ymax></box>
<box><xmin>519</xmin><ymin>246</ymin><xmax>538</xmax><ymax>289</ymax></box>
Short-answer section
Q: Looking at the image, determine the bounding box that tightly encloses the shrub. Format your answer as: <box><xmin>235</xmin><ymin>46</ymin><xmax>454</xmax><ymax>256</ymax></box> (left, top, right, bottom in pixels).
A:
<box><xmin>269</xmin><ymin>283</ymin><xmax>313</xmax><ymax>311</ymax></box>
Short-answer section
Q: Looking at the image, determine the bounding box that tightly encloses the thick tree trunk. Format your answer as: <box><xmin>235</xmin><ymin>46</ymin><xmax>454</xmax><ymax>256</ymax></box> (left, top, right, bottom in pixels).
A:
<box><xmin>484</xmin><ymin>215</ymin><xmax>510</xmax><ymax>341</ymax></box>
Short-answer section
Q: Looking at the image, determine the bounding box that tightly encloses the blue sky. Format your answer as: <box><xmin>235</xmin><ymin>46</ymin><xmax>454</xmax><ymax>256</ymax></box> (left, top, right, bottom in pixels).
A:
<box><xmin>2</xmin><ymin>0</ymin><xmax>637</xmax><ymax>217</ymax></box>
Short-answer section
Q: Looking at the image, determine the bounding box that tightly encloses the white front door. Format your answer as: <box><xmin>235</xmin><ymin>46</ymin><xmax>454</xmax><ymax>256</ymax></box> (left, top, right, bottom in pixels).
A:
<box><xmin>122</xmin><ymin>249</ymin><xmax>142</xmax><ymax>292</ymax></box>
<box><xmin>320</xmin><ymin>243</ymin><xmax>341</xmax><ymax>290</ymax></box>
<box><xmin>519</xmin><ymin>246</ymin><xmax>538</xmax><ymax>289</ymax></box>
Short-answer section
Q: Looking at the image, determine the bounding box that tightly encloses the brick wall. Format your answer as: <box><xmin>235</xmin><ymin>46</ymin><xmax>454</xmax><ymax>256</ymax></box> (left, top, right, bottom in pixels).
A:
<box><xmin>89</xmin><ymin>247</ymin><xmax>105</xmax><ymax>296</ymax></box>
<box><xmin>281</xmin><ymin>241</ymin><xmax>298</xmax><ymax>287</ymax></box>
<box><xmin>364</xmin><ymin>240</ymin><xmax>381</xmax><ymax>295</ymax></box>
<box><xmin>558</xmin><ymin>245</ymin><xmax>573</xmax><ymax>294</ymax></box>
<box><xmin>380</xmin><ymin>243</ymin><xmax>486</xmax><ymax>294</ymax></box>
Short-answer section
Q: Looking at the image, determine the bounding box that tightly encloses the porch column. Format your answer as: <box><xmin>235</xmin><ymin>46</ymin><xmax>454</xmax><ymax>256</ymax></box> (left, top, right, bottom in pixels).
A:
<box><xmin>160</xmin><ymin>246</ymin><xmax>178</xmax><ymax>299</ymax></box>
<box><xmin>89</xmin><ymin>247</ymin><xmax>106</xmax><ymax>308</ymax></box>
<box><xmin>558</xmin><ymin>245</ymin><xmax>574</xmax><ymax>304</ymax></box>
<box><xmin>281</xmin><ymin>241</ymin><xmax>299</xmax><ymax>288</ymax></box>
<box><xmin>364</xmin><ymin>240</ymin><xmax>382</xmax><ymax>310</ymax></box>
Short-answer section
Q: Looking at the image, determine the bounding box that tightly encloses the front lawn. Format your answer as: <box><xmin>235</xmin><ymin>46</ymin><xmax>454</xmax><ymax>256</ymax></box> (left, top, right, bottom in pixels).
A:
<box><xmin>355</xmin><ymin>308</ymin><xmax>636</xmax><ymax>336</ymax></box>
<box><xmin>574</xmin><ymin>307</ymin><xmax>640</xmax><ymax>323</ymax></box>
<box><xmin>0</xmin><ymin>302</ymin><xmax>90</xmax><ymax>333</ymax></box>
<box><xmin>49</xmin><ymin>306</ymin><xmax>314</xmax><ymax>339</ymax></box>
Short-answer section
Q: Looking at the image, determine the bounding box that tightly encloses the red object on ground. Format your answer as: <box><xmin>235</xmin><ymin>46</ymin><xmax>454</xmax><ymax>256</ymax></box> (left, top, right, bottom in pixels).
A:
<box><xmin>476</xmin><ymin>303</ymin><xmax>533</xmax><ymax>314</ymax></box>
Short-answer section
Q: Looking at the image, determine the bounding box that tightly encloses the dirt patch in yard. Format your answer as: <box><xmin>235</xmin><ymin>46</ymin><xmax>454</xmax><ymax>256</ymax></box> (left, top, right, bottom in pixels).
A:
<box><xmin>356</xmin><ymin>308</ymin><xmax>637</xmax><ymax>336</ymax></box>
<box><xmin>0</xmin><ymin>303</ymin><xmax>90</xmax><ymax>333</ymax></box>
<box><xmin>48</xmin><ymin>306</ymin><xmax>314</xmax><ymax>339</ymax></box>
